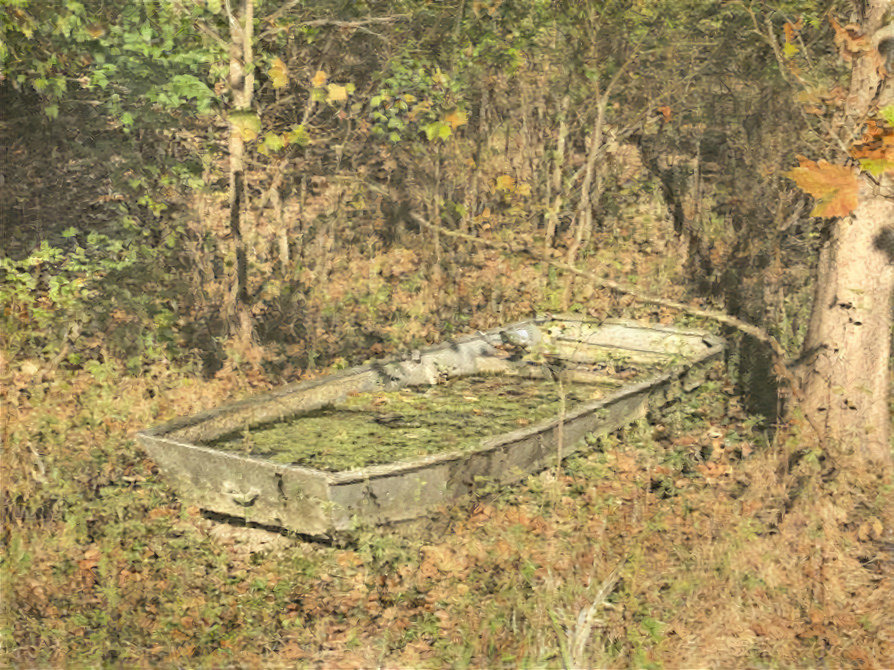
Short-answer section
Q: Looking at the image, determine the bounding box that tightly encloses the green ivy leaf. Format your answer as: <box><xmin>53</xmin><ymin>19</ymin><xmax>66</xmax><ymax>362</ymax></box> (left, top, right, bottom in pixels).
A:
<box><xmin>259</xmin><ymin>131</ymin><xmax>285</xmax><ymax>155</ymax></box>
<box><xmin>286</xmin><ymin>125</ymin><xmax>310</xmax><ymax>147</ymax></box>
<box><xmin>424</xmin><ymin>121</ymin><xmax>451</xmax><ymax>142</ymax></box>
<box><xmin>168</xmin><ymin>74</ymin><xmax>214</xmax><ymax>110</ymax></box>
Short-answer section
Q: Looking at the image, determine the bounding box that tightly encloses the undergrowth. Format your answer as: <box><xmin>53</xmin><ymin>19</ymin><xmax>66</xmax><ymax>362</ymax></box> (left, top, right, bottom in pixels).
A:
<box><xmin>2</xmin><ymin>356</ymin><xmax>892</xmax><ymax>666</ymax></box>
<box><xmin>1</xmin><ymin>76</ymin><xmax>891</xmax><ymax>669</ymax></box>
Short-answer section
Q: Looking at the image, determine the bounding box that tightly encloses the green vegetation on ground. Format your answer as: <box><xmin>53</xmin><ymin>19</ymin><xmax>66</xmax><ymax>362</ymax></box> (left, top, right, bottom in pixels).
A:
<box><xmin>208</xmin><ymin>375</ymin><xmax>614</xmax><ymax>470</ymax></box>
<box><xmin>2</xmin><ymin>0</ymin><xmax>892</xmax><ymax>665</ymax></box>
<box><xmin>3</xmin><ymin>366</ymin><xmax>891</xmax><ymax>667</ymax></box>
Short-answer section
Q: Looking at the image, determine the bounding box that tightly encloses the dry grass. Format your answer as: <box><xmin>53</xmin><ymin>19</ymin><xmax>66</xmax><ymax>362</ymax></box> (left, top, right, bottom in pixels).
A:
<box><xmin>2</xmin><ymin>89</ymin><xmax>890</xmax><ymax>668</ymax></box>
<box><xmin>4</xmin><ymin>360</ymin><xmax>891</xmax><ymax>667</ymax></box>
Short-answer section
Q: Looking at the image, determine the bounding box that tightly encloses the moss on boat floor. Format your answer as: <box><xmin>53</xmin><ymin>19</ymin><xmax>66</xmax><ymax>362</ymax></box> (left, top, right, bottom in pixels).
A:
<box><xmin>205</xmin><ymin>374</ymin><xmax>630</xmax><ymax>471</ymax></box>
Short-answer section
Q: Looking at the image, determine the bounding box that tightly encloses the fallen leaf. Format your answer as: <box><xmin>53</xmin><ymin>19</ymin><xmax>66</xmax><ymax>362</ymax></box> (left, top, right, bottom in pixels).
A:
<box><xmin>495</xmin><ymin>174</ymin><xmax>515</xmax><ymax>192</ymax></box>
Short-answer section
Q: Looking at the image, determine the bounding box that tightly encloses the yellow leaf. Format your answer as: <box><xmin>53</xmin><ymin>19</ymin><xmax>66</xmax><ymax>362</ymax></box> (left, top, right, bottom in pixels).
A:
<box><xmin>326</xmin><ymin>84</ymin><xmax>348</xmax><ymax>102</ymax></box>
<box><xmin>311</xmin><ymin>70</ymin><xmax>327</xmax><ymax>88</ymax></box>
<box><xmin>784</xmin><ymin>158</ymin><xmax>859</xmax><ymax>218</ymax></box>
<box><xmin>431</xmin><ymin>68</ymin><xmax>448</xmax><ymax>87</ymax></box>
<box><xmin>408</xmin><ymin>100</ymin><xmax>431</xmax><ymax>121</ymax></box>
<box><xmin>286</xmin><ymin>124</ymin><xmax>309</xmax><ymax>147</ymax></box>
<box><xmin>859</xmin><ymin>157</ymin><xmax>894</xmax><ymax>178</ymax></box>
<box><xmin>20</xmin><ymin>360</ymin><xmax>40</xmax><ymax>377</ymax></box>
<box><xmin>495</xmin><ymin>174</ymin><xmax>515</xmax><ymax>192</ymax></box>
<box><xmin>268</xmin><ymin>57</ymin><xmax>288</xmax><ymax>89</ymax></box>
<box><xmin>516</xmin><ymin>182</ymin><xmax>531</xmax><ymax>197</ymax></box>
<box><xmin>229</xmin><ymin>110</ymin><xmax>261</xmax><ymax>141</ymax></box>
<box><xmin>444</xmin><ymin>108</ymin><xmax>468</xmax><ymax>130</ymax></box>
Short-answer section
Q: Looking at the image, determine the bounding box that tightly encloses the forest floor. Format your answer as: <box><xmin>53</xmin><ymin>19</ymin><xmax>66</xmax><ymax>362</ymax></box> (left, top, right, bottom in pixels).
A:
<box><xmin>3</xmin><ymin>357</ymin><xmax>893</xmax><ymax>667</ymax></box>
<box><xmin>2</xmin><ymin>100</ymin><xmax>893</xmax><ymax>668</ymax></box>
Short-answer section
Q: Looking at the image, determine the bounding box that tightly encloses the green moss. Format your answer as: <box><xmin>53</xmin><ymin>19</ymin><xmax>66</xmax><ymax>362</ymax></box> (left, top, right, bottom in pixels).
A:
<box><xmin>205</xmin><ymin>375</ymin><xmax>628</xmax><ymax>471</ymax></box>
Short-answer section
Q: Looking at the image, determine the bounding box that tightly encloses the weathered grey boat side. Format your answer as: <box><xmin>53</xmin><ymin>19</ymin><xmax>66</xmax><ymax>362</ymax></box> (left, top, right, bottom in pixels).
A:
<box><xmin>137</xmin><ymin>316</ymin><xmax>725</xmax><ymax>537</ymax></box>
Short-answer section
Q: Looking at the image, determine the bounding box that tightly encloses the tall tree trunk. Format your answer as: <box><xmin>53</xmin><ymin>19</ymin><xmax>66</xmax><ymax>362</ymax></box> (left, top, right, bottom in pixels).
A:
<box><xmin>795</xmin><ymin>0</ymin><xmax>893</xmax><ymax>464</ymax></box>
<box><xmin>565</xmin><ymin>98</ymin><xmax>607</xmax><ymax>265</ymax></box>
<box><xmin>544</xmin><ymin>94</ymin><xmax>569</xmax><ymax>252</ymax></box>
<box><xmin>227</xmin><ymin>0</ymin><xmax>254</xmax><ymax>309</ymax></box>
<box><xmin>797</xmin><ymin>180</ymin><xmax>894</xmax><ymax>462</ymax></box>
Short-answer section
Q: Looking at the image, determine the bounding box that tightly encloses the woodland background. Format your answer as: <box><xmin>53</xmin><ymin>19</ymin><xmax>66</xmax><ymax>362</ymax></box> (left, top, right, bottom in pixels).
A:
<box><xmin>1</xmin><ymin>0</ymin><xmax>892</xmax><ymax>666</ymax></box>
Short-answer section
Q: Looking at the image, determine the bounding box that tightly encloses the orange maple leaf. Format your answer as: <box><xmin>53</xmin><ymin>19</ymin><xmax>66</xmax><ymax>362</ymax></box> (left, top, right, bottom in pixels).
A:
<box><xmin>829</xmin><ymin>17</ymin><xmax>869</xmax><ymax>61</ymax></box>
<box><xmin>784</xmin><ymin>157</ymin><xmax>859</xmax><ymax>218</ymax></box>
<box><xmin>444</xmin><ymin>108</ymin><xmax>468</xmax><ymax>130</ymax></box>
<box><xmin>783</xmin><ymin>17</ymin><xmax>803</xmax><ymax>43</ymax></box>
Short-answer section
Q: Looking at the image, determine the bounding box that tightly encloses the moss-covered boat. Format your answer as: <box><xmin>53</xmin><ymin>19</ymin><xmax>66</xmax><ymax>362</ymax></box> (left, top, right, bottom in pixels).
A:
<box><xmin>137</xmin><ymin>316</ymin><xmax>724</xmax><ymax>537</ymax></box>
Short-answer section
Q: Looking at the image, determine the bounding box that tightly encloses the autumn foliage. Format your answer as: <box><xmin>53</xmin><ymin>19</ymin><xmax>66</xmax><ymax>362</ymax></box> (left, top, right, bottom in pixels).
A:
<box><xmin>784</xmin><ymin>158</ymin><xmax>860</xmax><ymax>217</ymax></box>
<box><xmin>2</xmin><ymin>0</ymin><xmax>893</xmax><ymax>666</ymax></box>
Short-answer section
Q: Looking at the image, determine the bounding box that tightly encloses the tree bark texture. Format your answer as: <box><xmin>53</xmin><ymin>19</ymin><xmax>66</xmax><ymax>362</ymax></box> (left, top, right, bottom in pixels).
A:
<box><xmin>794</xmin><ymin>0</ymin><xmax>894</xmax><ymax>464</ymax></box>
<box><xmin>798</xmin><ymin>179</ymin><xmax>893</xmax><ymax>462</ymax></box>
<box><xmin>227</xmin><ymin>0</ymin><xmax>254</xmax><ymax>308</ymax></box>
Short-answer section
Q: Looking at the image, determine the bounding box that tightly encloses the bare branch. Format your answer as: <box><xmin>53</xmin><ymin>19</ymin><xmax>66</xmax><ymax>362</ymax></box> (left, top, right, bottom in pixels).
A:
<box><xmin>570</xmin><ymin>555</ymin><xmax>627</xmax><ymax>666</ymax></box>
<box><xmin>299</xmin><ymin>14</ymin><xmax>411</xmax><ymax>28</ymax></box>
<box><xmin>194</xmin><ymin>20</ymin><xmax>228</xmax><ymax>50</ymax></box>
<box><xmin>259</xmin><ymin>12</ymin><xmax>411</xmax><ymax>40</ymax></box>
<box><xmin>262</xmin><ymin>0</ymin><xmax>302</xmax><ymax>25</ymax></box>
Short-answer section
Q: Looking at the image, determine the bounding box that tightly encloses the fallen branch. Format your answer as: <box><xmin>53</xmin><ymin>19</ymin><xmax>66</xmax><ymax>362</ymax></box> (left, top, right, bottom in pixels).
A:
<box><xmin>412</xmin><ymin>213</ymin><xmax>785</xmax><ymax>356</ymax></box>
<box><xmin>299</xmin><ymin>15</ymin><xmax>411</xmax><ymax>28</ymax></box>
<box><xmin>408</xmin><ymin>213</ymin><xmax>822</xmax><ymax>443</ymax></box>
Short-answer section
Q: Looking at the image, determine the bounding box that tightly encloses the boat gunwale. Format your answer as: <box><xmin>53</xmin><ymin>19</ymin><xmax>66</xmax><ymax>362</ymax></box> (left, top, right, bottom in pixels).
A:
<box><xmin>136</xmin><ymin>317</ymin><xmax>725</xmax><ymax>485</ymax></box>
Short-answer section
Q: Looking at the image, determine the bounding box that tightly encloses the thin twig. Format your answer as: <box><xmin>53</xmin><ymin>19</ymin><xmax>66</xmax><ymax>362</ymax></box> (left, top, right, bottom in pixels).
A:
<box><xmin>299</xmin><ymin>14</ymin><xmax>411</xmax><ymax>28</ymax></box>
<box><xmin>408</xmin><ymin>212</ymin><xmax>825</xmax><ymax>444</ymax></box>
<box><xmin>569</xmin><ymin>555</ymin><xmax>628</xmax><ymax>666</ymax></box>
<box><xmin>410</xmin><ymin>213</ymin><xmax>785</xmax><ymax>356</ymax></box>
